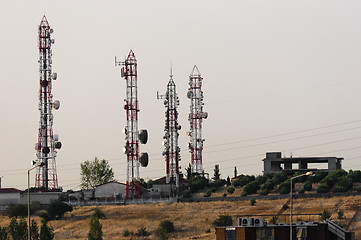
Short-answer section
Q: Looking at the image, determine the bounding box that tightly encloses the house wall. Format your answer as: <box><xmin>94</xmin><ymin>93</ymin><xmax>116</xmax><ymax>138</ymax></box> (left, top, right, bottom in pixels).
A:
<box><xmin>95</xmin><ymin>182</ymin><xmax>126</xmax><ymax>198</ymax></box>
<box><xmin>20</xmin><ymin>192</ymin><xmax>61</xmax><ymax>205</ymax></box>
<box><xmin>0</xmin><ymin>192</ymin><xmax>20</xmax><ymax>205</ymax></box>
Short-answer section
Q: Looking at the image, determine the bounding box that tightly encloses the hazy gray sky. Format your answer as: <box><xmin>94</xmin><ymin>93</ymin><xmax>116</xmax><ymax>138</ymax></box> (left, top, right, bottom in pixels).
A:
<box><xmin>1</xmin><ymin>1</ymin><xmax>361</xmax><ymax>190</ymax></box>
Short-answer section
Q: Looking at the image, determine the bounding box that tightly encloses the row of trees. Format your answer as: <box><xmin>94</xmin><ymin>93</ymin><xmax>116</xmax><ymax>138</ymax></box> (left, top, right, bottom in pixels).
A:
<box><xmin>0</xmin><ymin>218</ymin><xmax>53</xmax><ymax>240</ymax></box>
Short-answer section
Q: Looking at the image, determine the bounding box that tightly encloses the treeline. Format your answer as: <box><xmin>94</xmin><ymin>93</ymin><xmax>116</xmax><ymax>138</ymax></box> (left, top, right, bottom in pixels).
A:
<box><xmin>182</xmin><ymin>166</ymin><xmax>361</xmax><ymax>198</ymax></box>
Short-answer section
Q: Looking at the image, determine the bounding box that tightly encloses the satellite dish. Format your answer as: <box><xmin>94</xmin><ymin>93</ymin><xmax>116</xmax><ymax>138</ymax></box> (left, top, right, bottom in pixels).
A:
<box><xmin>122</xmin><ymin>146</ymin><xmax>127</xmax><ymax>154</ymax></box>
<box><xmin>52</xmin><ymin>73</ymin><xmax>57</xmax><ymax>80</ymax></box>
<box><xmin>53</xmin><ymin>134</ymin><xmax>59</xmax><ymax>141</ymax></box>
<box><xmin>202</xmin><ymin>112</ymin><xmax>208</xmax><ymax>119</ymax></box>
<box><xmin>42</xmin><ymin>147</ymin><xmax>50</xmax><ymax>154</ymax></box>
<box><xmin>35</xmin><ymin>143</ymin><xmax>39</xmax><ymax>151</ymax></box>
<box><xmin>53</xmin><ymin>100</ymin><xmax>60</xmax><ymax>110</ymax></box>
<box><xmin>177</xmin><ymin>125</ymin><xmax>181</xmax><ymax>130</ymax></box>
<box><xmin>187</xmin><ymin>91</ymin><xmax>193</xmax><ymax>99</ymax></box>
<box><xmin>186</xmin><ymin>131</ymin><xmax>190</xmax><ymax>136</ymax></box>
<box><xmin>54</xmin><ymin>141</ymin><xmax>62</xmax><ymax>149</ymax></box>
<box><xmin>41</xmin><ymin>80</ymin><xmax>48</xmax><ymax>87</ymax></box>
<box><xmin>121</xmin><ymin>67</ymin><xmax>125</xmax><ymax>77</ymax></box>
<box><xmin>122</xmin><ymin>127</ymin><xmax>128</xmax><ymax>134</ymax></box>
<box><xmin>51</xmin><ymin>39</ymin><xmax>55</xmax><ymax>44</ymax></box>
<box><xmin>49</xmin><ymin>28</ymin><xmax>54</xmax><ymax>34</ymax></box>
<box><xmin>139</xmin><ymin>129</ymin><xmax>148</xmax><ymax>144</ymax></box>
<box><xmin>140</xmin><ymin>152</ymin><xmax>149</xmax><ymax>167</ymax></box>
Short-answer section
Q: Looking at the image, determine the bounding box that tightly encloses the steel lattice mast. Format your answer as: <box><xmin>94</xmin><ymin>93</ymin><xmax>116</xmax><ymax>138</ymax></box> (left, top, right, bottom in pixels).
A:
<box><xmin>35</xmin><ymin>16</ymin><xmax>62</xmax><ymax>191</ymax></box>
<box><xmin>187</xmin><ymin>65</ymin><xmax>207</xmax><ymax>174</ymax></box>
<box><xmin>116</xmin><ymin>50</ymin><xmax>148</xmax><ymax>199</ymax></box>
<box><xmin>158</xmin><ymin>68</ymin><xmax>181</xmax><ymax>192</ymax></box>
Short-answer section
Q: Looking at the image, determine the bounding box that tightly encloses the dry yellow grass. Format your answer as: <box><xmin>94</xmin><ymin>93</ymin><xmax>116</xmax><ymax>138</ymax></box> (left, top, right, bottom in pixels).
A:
<box><xmin>1</xmin><ymin>195</ymin><xmax>361</xmax><ymax>239</ymax></box>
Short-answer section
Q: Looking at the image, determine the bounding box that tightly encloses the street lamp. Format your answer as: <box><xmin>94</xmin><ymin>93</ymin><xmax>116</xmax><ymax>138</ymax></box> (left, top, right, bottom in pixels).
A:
<box><xmin>28</xmin><ymin>162</ymin><xmax>44</xmax><ymax>240</ymax></box>
<box><xmin>290</xmin><ymin>171</ymin><xmax>313</xmax><ymax>240</ymax></box>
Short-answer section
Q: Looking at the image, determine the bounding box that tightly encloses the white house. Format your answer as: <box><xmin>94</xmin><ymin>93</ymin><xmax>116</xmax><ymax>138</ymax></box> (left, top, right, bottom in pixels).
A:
<box><xmin>0</xmin><ymin>188</ymin><xmax>21</xmax><ymax>205</ymax></box>
<box><xmin>95</xmin><ymin>181</ymin><xmax>127</xmax><ymax>199</ymax></box>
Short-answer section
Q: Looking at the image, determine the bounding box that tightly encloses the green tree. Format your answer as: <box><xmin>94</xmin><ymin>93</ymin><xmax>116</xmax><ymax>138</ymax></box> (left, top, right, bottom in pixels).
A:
<box><xmin>226</xmin><ymin>176</ymin><xmax>231</xmax><ymax>186</ymax></box>
<box><xmin>88</xmin><ymin>215</ymin><xmax>102</xmax><ymax>240</ymax></box>
<box><xmin>30</xmin><ymin>220</ymin><xmax>39</xmax><ymax>240</ymax></box>
<box><xmin>8</xmin><ymin>217</ymin><xmax>27</xmax><ymax>240</ymax></box>
<box><xmin>0</xmin><ymin>226</ymin><xmax>8</xmax><ymax>240</ymax></box>
<box><xmin>39</xmin><ymin>219</ymin><xmax>54</xmax><ymax>240</ymax></box>
<box><xmin>213</xmin><ymin>164</ymin><xmax>220</xmax><ymax>181</ymax></box>
<box><xmin>185</xmin><ymin>163</ymin><xmax>192</xmax><ymax>181</ymax></box>
<box><xmin>80</xmin><ymin>157</ymin><xmax>114</xmax><ymax>189</ymax></box>
<box><xmin>212</xmin><ymin>214</ymin><xmax>233</xmax><ymax>227</ymax></box>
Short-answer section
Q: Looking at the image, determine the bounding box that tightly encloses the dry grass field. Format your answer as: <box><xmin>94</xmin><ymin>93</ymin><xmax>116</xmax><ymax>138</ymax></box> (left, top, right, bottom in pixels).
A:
<box><xmin>1</xmin><ymin>195</ymin><xmax>361</xmax><ymax>239</ymax></box>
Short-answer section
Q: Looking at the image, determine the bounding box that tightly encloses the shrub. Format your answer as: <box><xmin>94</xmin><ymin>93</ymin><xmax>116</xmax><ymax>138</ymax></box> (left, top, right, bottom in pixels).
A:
<box><xmin>279</xmin><ymin>180</ymin><xmax>291</xmax><ymax>194</ymax></box>
<box><xmin>223</xmin><ymin>193</ymin><xmax>227</xmax><ymax>197</ymax></box>
<box><xmin>122</xmin><ymin>229</ymin><xmax>130</xmax><ymax>237</ymax></box>
<box><xmin>303</xmin><ymin>182</ymin><xmax>312</xmax><ymax>191</ymax></box>
<box><xmin>233</xmin><ymin>175</ymin><xmax>255</xmax><ymax>188</ymax></box>
<box><xmin>321</xmin><ymin>210</ymin><xmax>331</xmax><ymax>220</ymax></box>
<box><xmin>46</xmin><ymin>201</ymin><xmax>73</xmax><ymax>220</ymax></box>
<box><xmin>30</xmin><ymin>219</ymin><xmax>40</xmax><ymax>240</ymax></box>
<box><xmin>227</xmin><ymin>187</ymin><xmax>235</xmax><ymax>195</ymax></box>
<box><xmin>334</xmin><ymin>175</ymin><xmax>353</xmax><ymax>190</ymax></box>
<box><xmin>9</xmin><ymin>217</ymin><xmax>27</xmax><ymax>240</ymax></box>
<box><xmin>261</xmin><ymin>179</ymin><xmax>274</xmax><ymax>192</ymax></box>
<box><xmin>210</xmin><ymin>179</ymin><xmax>227</xmax><ymax>189</ymax></box>
<box><xmin>349</xmin><ymin>170</ymin><xmax>361</xmax><ymax>182</ymax></box>
<box><xmin>136</xmin><ymin>226</ymin><xmax>149</xmax><ymax>236</ymax></box>
<box><xmin>40</xmin><ymin>219</ymin><xmax>54</xmax><ymax>240</ymax></box>
<box><xmin>250</xmin><ymin>199</ymin><xmax>256</xmax><ymax>206</ymax></box>
<box><xmin>212</xmin><ymin>214</ymin><xmax>233</xmax><ymax>227</ymax></box>
<box><xmin>259</xmin><ymin>189</ymin><xmax>269</xmax><ymax>195</ymax></box>
<box><xmin>282</xmin><ymin>204</ymin><xmax>288</xmax><ymax>210</ymax></box>
<box><xmin>88</xmin><ymin>215</ymin><xmax>102</xmax><ymax>240</ymax></box>
<box><xmin>158</xmin><ymin>220</ymin><xmax>175</xmax><ymax>234</ymax></box>
<box><xmin>337</xmin><ymin>209</ymin><xmax>344</xmax><ymax>219</ymax></box>
<box><xmin>92</xmin><ymin>208</ymin><xmax>105</xmax><ymax>219</ymax></box>
<box><xmin>6</xmin><ymin>204</ymin><xmax>27</xmax><ymax>218</ymax></box>
<box><xmin>242</xmin><ymin>181</ymin><xmax>260</xmax><ymax>196</ymax></box>
<box><xmin>0</xmin><ymin>226</ymin><xmax>7</xmax><ymax>240</ymax></box>
<box><xmin>298</xmin><ymin>189</ymin><xmax>305</xmax><ymax>194</ymax></box>
<box><xmin>272</xmin><ymin>173</ymin><xmax>288</xmax><ymax>185</ymax></box>
<box><xmin>189</xmin><ymin>176</ymin><xmax>209</xmax><ymax>193</ymax></box>
<box><xmin>316</xmin><ymin>183</ymin><xmax>330</xmax><ymax>193</ymax></box>
<box><xmin>309</xmin><ymin>172</ymin><xmax>327</xmax><ymax>183</ymax></box>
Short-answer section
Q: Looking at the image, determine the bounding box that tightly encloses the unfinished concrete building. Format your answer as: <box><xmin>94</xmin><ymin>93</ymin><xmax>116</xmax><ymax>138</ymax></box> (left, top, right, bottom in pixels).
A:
<box><xmin>263</xmin><ymin>152</ymin><xmax>343</xmax><ymax>174</ymax></box>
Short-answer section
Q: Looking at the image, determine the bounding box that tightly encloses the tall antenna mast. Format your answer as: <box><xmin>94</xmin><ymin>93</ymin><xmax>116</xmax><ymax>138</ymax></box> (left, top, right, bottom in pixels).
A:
<box><xmin>158</xmin><ymin>66</ymin><xmax>181</xmax><ymax>194</ymax></box>
<box><xmin>35</xmin><ymin>16</ymin><xmax>62</xmax><ymax>191</ymax></box>
<box><xmin>116</xmin><ymin>50</ymin><xmax>148</xmax><ymax>199</ymax></box>
<box><xmin>187</xmin><ymin>65</ymin><xmax>207</xmax><ymax>174</ymax></box>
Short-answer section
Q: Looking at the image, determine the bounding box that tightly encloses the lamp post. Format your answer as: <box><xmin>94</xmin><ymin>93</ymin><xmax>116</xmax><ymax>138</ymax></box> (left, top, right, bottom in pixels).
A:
<box><xmin>28</xmin><ymin>162</ymin><xmax>44</xmax><ymax>240</ymax></box>
<box><xmin>290</xmin><ymin>171</ymin><xmax>313</xmax><ymax>240</ymax></box>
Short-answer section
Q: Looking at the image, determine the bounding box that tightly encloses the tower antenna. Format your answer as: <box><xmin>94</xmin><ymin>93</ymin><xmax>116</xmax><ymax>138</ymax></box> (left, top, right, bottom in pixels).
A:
<box><xmin>35</xmin><ymin>15</ymin><xmax>62</xmax><ymax>191</ymax></box>
<box><xmin>187</xmin><ymin>65</ymin><xmax>207</xmax><ymax>175</ymax></box>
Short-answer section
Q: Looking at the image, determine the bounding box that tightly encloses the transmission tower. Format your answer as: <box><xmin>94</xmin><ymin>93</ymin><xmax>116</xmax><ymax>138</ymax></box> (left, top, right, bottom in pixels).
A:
<box><xmin>34</xmin><ymin>16</ymin><xmax>62</xmax><ymax>191</ymax></box>
<box><xmin>157</xmin><ymin>68</ymin><xmax>181</xmax><ymax>193</ymax></box>
<box><xmin>187</xmin><ymin>65</ymin><xmax>207</xmax><ymax>174</ymax></box>
<box><xmin>115</xmin><ymin>50</ymin><xmax>148</xmax><ymax>199</ymax></box>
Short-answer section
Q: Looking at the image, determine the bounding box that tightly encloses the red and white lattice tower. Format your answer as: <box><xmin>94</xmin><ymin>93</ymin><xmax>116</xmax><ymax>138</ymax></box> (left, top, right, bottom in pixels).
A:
<box><xmin>116</xmin><ymin>50</ymin><xmax>148</xmax><ymax>199</ymax></box>
<box><xmin>187</xmin><ymin>65</ymin><xmax>207</xmax><ymax>174</ymax></box>
<box><xmin>35</xmin><ymin>16</ymin><xmax>62</xmax><ymax>191</ymax></box>
<box><xmin>158</xmin><ymin>68</ymin><xmax>181</xmax><ymax>192</ymax></box>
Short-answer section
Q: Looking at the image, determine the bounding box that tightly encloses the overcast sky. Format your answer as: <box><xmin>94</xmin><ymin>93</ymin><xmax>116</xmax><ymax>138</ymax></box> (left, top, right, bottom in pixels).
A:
<box><xmin>1</xmin><ymin>1</ymin><xmax>361</xmax><ymax>191</ymax></box>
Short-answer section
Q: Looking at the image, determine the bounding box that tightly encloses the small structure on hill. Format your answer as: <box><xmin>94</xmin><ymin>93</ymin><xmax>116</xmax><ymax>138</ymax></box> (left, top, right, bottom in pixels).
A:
<box><xmin>263</xmin><ymin>152</ymin><xmax>343</xmax><ymax>174</ymax></box>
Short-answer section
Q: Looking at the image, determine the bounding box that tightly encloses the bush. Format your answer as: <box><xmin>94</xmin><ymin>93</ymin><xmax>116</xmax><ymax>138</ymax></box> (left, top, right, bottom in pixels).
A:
<box><xmin>282</xmin><ymin>204</ymin><xmax>289</xmax><ymax>210</ymax></box>
<box><xmin>298</xmin><ymin>189</ymin><xmax>305</xmax><ymax>194</ymax></box>
<box><xmin>250</xmin><ymin>199</ymin><xmax>256</xmax><ymax>206</ymax></box>
<box><xmin>9</xmin><ymin>217</ymin><xmax>27</xmax><ymax>240</ymax></box>
<box><xmin>309</xmin><ymin>172</ymin><xmax>327</xmax><ymax>183</ymax></box>
<box><xmin>40</xmin><ymin>219</ymin><xmax>54</xmax><ymax>240</ymax></box>
<box><xmin>0</xmin><ymin>226</ymin><xmax>7</xmax><ymax>240</ymax></box>
<box><xmin>122</xmin><ymin>229</ymin><xmax>130</xmax><ymax>237</ymax></box>
<box><xmin>212</xmin><ymin>214</ymin><xmax>233</xmax><ymax>227</ymax></box>
<box><xmin>46</xmin><ymin>201</ymin><xmax>73</xmax><ymax>220</ymax></box>
<box><xmin>316</xmin><ymin>183</ymin><xmax>330</xmax><ymax>193</ymax></box>
<box><xmin>334</xmin><ymin>175</ymin><xmax>353</xmax><ymax>190</ymax></box>
<box><xmin>136</xmin><ymin>226</ymin><xmax>149</xmax><ymax>236</ymax></box>
<box><xmin>233</xmin><ymin>175</ymin><xmax>255</xmax><ymax>188</ymax></box>
<box><xmin>321</xmin><ymin>210</ymin><xmax>331</xmax><ymax>220</ymax></box>
<box><xmin>6</xmin><ymin>204</ymin><xmax>27</xmax><ymax>218</ymax></box>
<box><xmin>223</xmin><ymin>193</ymin><xmax>227</xmax><ymax>197</ymax></box>
<box><xmin>158</xmin><ymin>220</ymin><xmax>175</xmax><ymax>234</ymax></box>
<box><xmin>272</xmin><ymin>173</ymin><xmax>288</xmax><ymax>185</ymax></box>
<box><xmin>337</xmin><ymin>209</ymin><xmax>344</xmax><ymax>219</ymax></box>
<box><xmin>210</xmin><ymin>179</ymin><xmax>227</xmax><ymax>189</ymax></box>
<box><xmin>242</xmin><ymin>181</ymin><xmax>260</xmax><ymax>196</ymax></box>
<box><xmin>303</xmin><ymin>182</ymin><xmax>312</xmax><ymax>191</ymax></box>
<box><xmin>189</xmin><ymin>176</ymin><xmax>209</xmax><ymax>193</ymax></box>
<box><xmin>203</xmin><ymin>190</ymin><xmax>211</xmax><ymax>198</ymax></box>
<box><xmin>88</xmin><ymin>215</ymin><xmax>102</xmax><ymax>240</ymax></box>
<box><xmin>349</xmin><ymin>170</ymin><xmax>361</xmax><ymax>182</ymax></box>
<box><xmin>259</xmin><ymin>189</ymin><xmax>269</xmax><ymax>195</ymax></box>
<box><xmin>227</xmin><ymin>187</ymin><xmax>235</xmax><ymax>195</ymax></box>
<box><xmin>92</xmin><ymin>208</ymin><xmax>105</xmax><ymax>219</ymax></box>
<box><xmin>261</xmin><ymin>179</ymin><xmax>274</xmax><ymax>192</ymax></box>
<box><xmin>279</xmin><ymin>180</ymin><xmax>291</xmax><ymax>194</ymax></box>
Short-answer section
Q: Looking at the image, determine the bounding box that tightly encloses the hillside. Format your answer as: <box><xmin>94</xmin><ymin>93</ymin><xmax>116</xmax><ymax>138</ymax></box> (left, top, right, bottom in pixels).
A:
<box><xmin>1</xmin><ymin>195</ymin><xmax>361</xmax><ymax>239</ymax></box>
